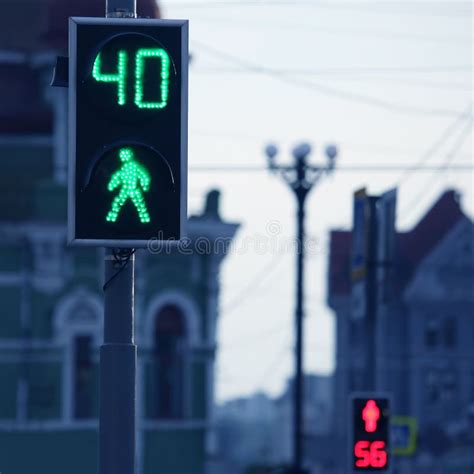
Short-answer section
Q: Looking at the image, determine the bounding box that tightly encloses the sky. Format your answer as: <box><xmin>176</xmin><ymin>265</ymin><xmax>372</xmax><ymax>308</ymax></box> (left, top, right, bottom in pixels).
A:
<box><xmin>159</xmin><ymin>0</ymin><xmax>473</xmax><ymax>403</ymax></box>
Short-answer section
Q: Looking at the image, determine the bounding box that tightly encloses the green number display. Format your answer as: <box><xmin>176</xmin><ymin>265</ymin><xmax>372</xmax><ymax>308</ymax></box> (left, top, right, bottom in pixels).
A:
<box><xmin>135</xmin><ymin>49</ymin><xmax>170</xmax><ymax>109</ymax></box>
<box><xmin>92</xmin><ymin>48</ymin><xmax>171</xmax><ymax>109</ymax></box>
<box><xmin>92</xmin><ymin>50</ymin><xmax>128</xmax><ymax>105</ymax></box>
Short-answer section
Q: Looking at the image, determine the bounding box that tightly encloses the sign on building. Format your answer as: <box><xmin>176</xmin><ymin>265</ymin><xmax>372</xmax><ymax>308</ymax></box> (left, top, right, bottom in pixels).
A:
<box><xmin>376</xmin><ymin>189</ymin><xmax>397</xmax><ymax>304</ymax></box>
<box><xmin>351</xmin><ymin>188</ymin><xmax>369</xmax><ymax>320</ymax></box>
<box><xmin>391</xmin><ymin>416</ymin><xmax>417</xmax><ymax>456</ymax></box>
<box><xmin>352</xmin><ymin>188</ymin><xmax>369</xmax><ymax>281</ymax></box>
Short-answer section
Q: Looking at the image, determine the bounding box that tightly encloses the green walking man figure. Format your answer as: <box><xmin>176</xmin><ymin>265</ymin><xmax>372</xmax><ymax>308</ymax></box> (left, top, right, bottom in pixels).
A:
<box><xmin>106</xmin><ymin>147</ymin><xmax>151</xmax><ymax>224</ymax></box>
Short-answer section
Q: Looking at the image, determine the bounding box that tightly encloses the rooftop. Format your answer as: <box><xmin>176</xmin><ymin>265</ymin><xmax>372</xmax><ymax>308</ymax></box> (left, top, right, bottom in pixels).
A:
<box><xmin>327</xmin><ymin>190</ymin><xmax>468</xmax><ymax>299</ymax></box>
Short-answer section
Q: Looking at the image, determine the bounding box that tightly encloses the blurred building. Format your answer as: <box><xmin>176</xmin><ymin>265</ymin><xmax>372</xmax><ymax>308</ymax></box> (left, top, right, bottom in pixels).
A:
<box><xmin>213</xmin><ymin>375</ymin><xmax>334</xmax><ymax>473</ymax></box>
<box><xmin>214</xmin><ymin>392</ymin><xmax>276</xmax><ymax>473</ymax></box>
<box><xmin>274</xmin><ymin>375</ymin><xmax>334</xmax><ymax>472</ymax></box>
<box><xmin>327</xmin><ymin>189</ymin><xmax>474</xmax><ymax>473</ymax></box>
<box><xmin>0</xmin><ymin>1</ymin><xmax>239</xmax><ymax>473</ymax></box>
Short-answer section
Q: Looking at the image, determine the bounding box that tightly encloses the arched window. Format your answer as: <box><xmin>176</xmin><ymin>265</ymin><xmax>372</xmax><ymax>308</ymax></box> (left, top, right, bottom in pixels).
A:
<box><xmin>153</xmin><ymin>304</ymin><xmax>187</xmax><ymax>419</ymax></box>
<box><xmin>54</xmin><ymin>290</ymin><xmax>101</xmax><ymax>422</ymax></box>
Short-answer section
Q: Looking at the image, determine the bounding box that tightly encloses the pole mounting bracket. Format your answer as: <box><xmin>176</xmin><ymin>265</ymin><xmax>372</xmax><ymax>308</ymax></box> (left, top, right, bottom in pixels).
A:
<box><xmin>50</xmin><ymin>56</ymin><xmax>69</xmax><ymax>88</ymax></box>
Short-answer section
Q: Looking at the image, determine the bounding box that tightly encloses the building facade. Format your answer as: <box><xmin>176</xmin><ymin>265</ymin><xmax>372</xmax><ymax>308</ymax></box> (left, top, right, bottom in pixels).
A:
<box><xmin>327</xmin><ymin>189</ymin><xmax>474</xmax><ymax>473</ymax></box>
<box><xmin>0</xmin><ymin>1</ymin><xmax>239</xmax><ymax>473</ymax></box>
<box><xmin>213</xmin><ymin>374</ymin><xmax>334</xmax><ymax>473</ymax></box>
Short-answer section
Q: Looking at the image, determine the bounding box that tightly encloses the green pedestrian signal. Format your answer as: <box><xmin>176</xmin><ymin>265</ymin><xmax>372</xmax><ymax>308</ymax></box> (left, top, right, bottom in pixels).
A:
<box><xmin>68</xmin><ymin>18</ymin><xmax>188</xmax><ymax>246</ymax></box>
<box><xmin>106</xmin><ymin>148</ymin><xmax>151</xmax><ymax>224</ymax></box>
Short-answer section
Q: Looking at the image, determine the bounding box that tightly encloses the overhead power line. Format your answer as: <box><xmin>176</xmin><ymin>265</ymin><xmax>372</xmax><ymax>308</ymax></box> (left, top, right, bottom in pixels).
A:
<box><xmin>193</xmin><ymin>40</ymin><xmax>469</xmax><ymax>118</ymax></box>
<box><xmin>194</xmin><ymin>65</ymin><xmax>472</xmax><ymax>75</ymax></box>
<box><xmin>165</xmin><ymin>0</ymin><xmax>470</xmax><ymax>18</ymax></box>
<box><xmin>190</xmin><ymin>164</ymin><xmax>473</xmax><ymax>173</ymax></box>
<box><xmin>399</xmin><ymin>117</ymin><xmax>473</xmax><ymax>224</ymax></box>
<box><xmin>222</xmin><ymin>253</ymin><xmax>288</xmax><ymax>316</ymax></box>
<box><xmin>396</xmin><ymin>104</ymin><xmax>473</xmax><ymax>185</ymax></box>
<box><xmin>190</xmin><ymin>130</ymin><xmax>472</xmax><ymax>160</ymax></box>
<box><xmin>195</xmin><ymin>65</ymin><xmax>472</xmax><ymax>75</ymax></box>
<box><xmin>195</xmin><ymin>68</ymin><xmax>472</xmax><ymax>91</ymax></box>
<box><xmin>192</xmin><ymin>15</ymin><xmax>471</xmax><ymax>45</ymax></box>
<box><xmin>254</xmin><ymin>342</ymin><xmax>292</xmax><ymax>390</ymax></box>
<box><xmin>221</xmin><ymin>323</ymin><xmax>289</xmax><ymax>351</ymax></box>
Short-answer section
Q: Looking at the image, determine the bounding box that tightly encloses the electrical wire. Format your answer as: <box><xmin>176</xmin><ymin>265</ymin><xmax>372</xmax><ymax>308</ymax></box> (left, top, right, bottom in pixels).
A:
<box><xmin>191</xmin><ymin>15</ymin><xmax>471</xmax><ymax>45</ymax></box>
<box><xmin>165</xmin><ymin>0</ymin><xmax>470</xmax><ymax>19</ymax></box>
<box><xmin>102</xmin><ymin>249</ymin><xmax>136</xmax><ymax>292</ymax></box>
<box><xmin>395</xmin><ymin>103</ymin><xmax>473</xmax><ymax>185</ymax></box>
<box><xmin>195</xmin><ymin>68</ymin><xmax>473</xmax><ymax>91</ymax></box>
<box><xmin>193</xmin><ymin>40</ymin><xmax>469</xmax><ymax>118</ymax></box>
<box><xmin>190</xmin><ymin>129</ymin><xmax>472</xmax><ymax>161</ymax></box>
<box><xmin>220</xmin><ymin>323</ymin><xmax>289</xmax><ymax>351</ymax></box>
<box><xmin>189</xmin><ymin>164</ymin><xmax>473</xmax><ymax>173</ymax></box>
<box><xmin>254</xmin><ymin>341</ymin><xmax>292</xmax><ymax>389</ymax></box>
<box><xmin>222</xmin><ymin>253</ymin><xmax>288</xmax><ymax>316</ymax></box>
<box><xmin>222</xmin><ymin>327</ymin><xmax>333</xmax><ymax>353</ymax></box>
<box><xmin>398</xmin><ymin>117</ymin><xmax>473</xmax><ymax>225</ymax></box>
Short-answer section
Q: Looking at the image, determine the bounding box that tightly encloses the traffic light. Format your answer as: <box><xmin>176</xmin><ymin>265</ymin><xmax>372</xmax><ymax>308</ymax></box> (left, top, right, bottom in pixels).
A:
<box><xmin>68</xmin><ymin>17</ymin><xmax>188</xmax><ymax>246</ymax></box>
<box><xmin>351</xmin><ymin>396</ymin><xmax>390</xmax><ymax>471</ymax></box>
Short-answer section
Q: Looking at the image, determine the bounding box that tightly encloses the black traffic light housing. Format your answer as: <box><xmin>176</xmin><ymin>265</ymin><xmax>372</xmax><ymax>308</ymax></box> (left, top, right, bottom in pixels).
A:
<box><xmin>351</xmin><ymin>394</ymin><xmax>391</xmax><ymax>472</ymax></box>
<box><xmin>68</xmin><ymin>17</ymin><xmax>188</xmax><ymax>247</ymax></box>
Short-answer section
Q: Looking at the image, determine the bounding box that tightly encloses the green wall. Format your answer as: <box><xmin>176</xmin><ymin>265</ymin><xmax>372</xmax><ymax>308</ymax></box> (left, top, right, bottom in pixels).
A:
<box><xmin>0</xmin><ymin>430</ymin><xmax>97</xmax><ymax>474</ymax></box>
<box><xmin>191</xmin><ymin>361</ymin><xmax>207</xmax><ymax>419</ymax></box>
<box><xmin>27</xmin><ymin>362</ymin><xmax>61</xmax><ymax>420</ymax></box>
<box><xmin>143</xmin><ymin>428</ymin><xmax>205</xmax><ymax>474</ymax></box>
<box><xmin>0</xmin><ymin>286</ymin><xmax>22</xmax><ymax>338</ymax></box>
<box><xmin>0</xmin><ymin>362</ymin><xmax>18</xmax><ymax>419</ymax></box>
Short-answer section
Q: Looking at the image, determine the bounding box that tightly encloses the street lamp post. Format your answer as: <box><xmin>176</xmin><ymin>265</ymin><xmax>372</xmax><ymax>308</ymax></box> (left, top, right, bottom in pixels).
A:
<box><xmin>265</xmin><ymin>142</ymin><xmax>337</xmax><ymax>473</ymax></box>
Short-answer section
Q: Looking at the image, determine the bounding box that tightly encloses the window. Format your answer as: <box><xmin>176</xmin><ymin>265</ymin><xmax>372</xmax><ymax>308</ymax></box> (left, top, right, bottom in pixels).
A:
<box><xmin>441</xmin><ymin>368</ymin><xmax>457</xmax><ymax>401</ymax></box>
<box><xmin>153</xmin><ymin>304</ymin><xmax>186</xmax><ymax>419</ymax></box>
<box><xmin>425</xmin><ymin>368</ymin><xmax>442</xmax><ymax>404</ymax></box>
<box><xmin>425</xmin><ymin>320</ymin><xmax>439</xmax><ymax>348</ymax></box>
<box><xmin>443</xmin><ymin>317</ymin><xmax>457</xmax><ymax>348</ymax></box>
<box><xmin>74</xmin><ymin>335</ymin><xmax>94</xmax><ymax>419</ymax></box>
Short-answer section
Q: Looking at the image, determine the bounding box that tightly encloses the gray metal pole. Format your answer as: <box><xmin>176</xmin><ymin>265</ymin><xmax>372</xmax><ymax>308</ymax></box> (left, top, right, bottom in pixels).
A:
<box><xmin>293</xmin><ymin>160</ymin><xmax>308</xmax><ymax>473</ymax></box>
<box><xmin>366</xmin><ymin>196</ymin><xmax>379</xmax><ymax>391</ymax></box>
<box><xmin>100</xmin><ymin>249</ymin><xmax>136</xmax><ymax>474</ymax></box>
<box><xmin>99</xmin><ymin>6</ymin><xmax>138</xmax><ymax>474</ymax></box>
<box><xmin>265</xmin><ymin>143</ymin><xmax>336</xmax><ymax>474</ymax></box>
<box><xmin>106</xmin><ymin>0</ymin><xmax>137</xmax><ymax>17</ymax></box>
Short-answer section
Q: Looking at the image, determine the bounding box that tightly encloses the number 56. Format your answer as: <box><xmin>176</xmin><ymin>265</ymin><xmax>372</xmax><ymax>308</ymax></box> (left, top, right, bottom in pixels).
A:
<box><xmin>354</xmin><ymin>440</ymin><xmax>387</xmax><ymax>468</ymax></box>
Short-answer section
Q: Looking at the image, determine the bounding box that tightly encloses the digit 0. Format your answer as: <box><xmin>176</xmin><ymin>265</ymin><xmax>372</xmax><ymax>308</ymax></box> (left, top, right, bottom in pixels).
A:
<box><xmin>135</xmin><ymin>49</ymin><xmax>171</xmax><ymax>109</ymax></box>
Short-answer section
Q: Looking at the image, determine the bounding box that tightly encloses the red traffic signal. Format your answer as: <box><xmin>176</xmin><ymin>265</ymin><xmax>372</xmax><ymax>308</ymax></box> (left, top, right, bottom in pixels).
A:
<box><xmin>351</xmin><ymin>396</ymin><xmax>390</xmax><ymax>471</ymax></box>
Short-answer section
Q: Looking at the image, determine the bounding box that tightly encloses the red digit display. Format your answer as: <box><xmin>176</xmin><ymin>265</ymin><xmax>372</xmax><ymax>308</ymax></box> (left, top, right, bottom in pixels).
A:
<box><xmin>354</xmin><ymin>440</ymin><xmax>370</xmax><ymax>467</ymax></box>
<box><xmin>352</xmin><ymin>396</ymin><xmax>390</xmax><ymax>471</ymax></box>
<box><xmin>371</xmin><ymin>441</ymin><xmax>387</xmax><ymax>468</ymax></box>
<box><xmin>354</xmin><ymin>441</ymin><xmax>387</xmax><ymax>468</ymax></box>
